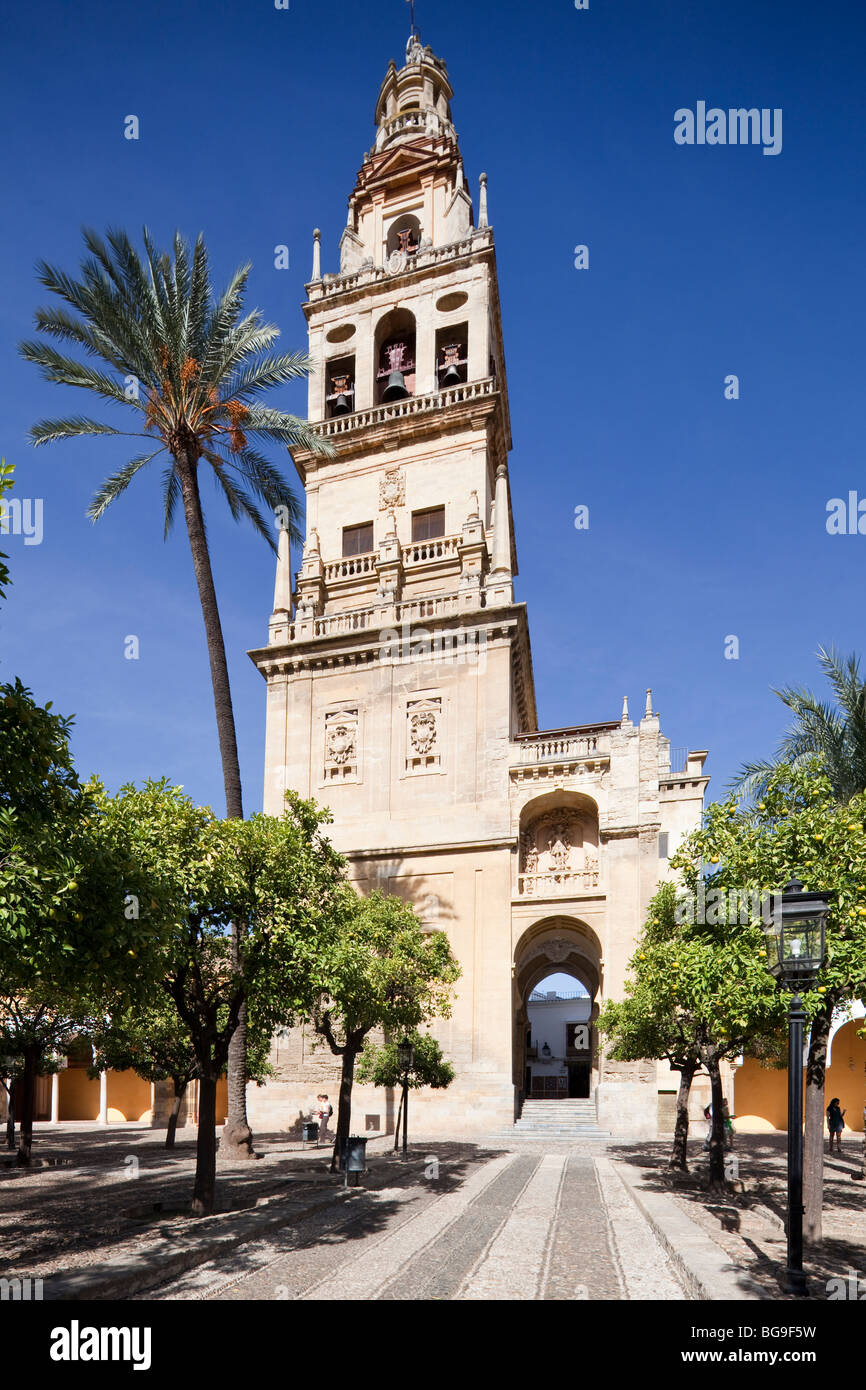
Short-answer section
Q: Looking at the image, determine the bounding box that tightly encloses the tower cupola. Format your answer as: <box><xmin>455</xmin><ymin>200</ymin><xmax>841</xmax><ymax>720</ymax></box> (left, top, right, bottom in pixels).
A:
<box><xmin>373</xmin><ymin>36</ymin><xmax>456</xmax><ymax>154</ymax></box>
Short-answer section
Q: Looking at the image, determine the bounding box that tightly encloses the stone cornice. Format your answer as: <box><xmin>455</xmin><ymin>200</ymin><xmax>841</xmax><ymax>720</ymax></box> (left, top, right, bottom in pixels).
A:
<box><xmin>248</xmin><ymin>603</ymin><xmax>529</xmax><ymax>680</ymax></box>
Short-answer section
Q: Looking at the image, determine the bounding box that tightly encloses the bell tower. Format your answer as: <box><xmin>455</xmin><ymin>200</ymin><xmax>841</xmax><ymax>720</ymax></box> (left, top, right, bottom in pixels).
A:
<box><xmin>249</xmin><ymin>32</ymin><xmax>537</xmax><ymax>1135</ymax></box>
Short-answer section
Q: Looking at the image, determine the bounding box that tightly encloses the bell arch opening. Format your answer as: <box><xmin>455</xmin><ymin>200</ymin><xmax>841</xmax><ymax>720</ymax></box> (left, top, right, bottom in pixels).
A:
<box><xmin>375</xmin><ymin>307</ymin><xmax>417</xmax><ymax>404</ymax></box>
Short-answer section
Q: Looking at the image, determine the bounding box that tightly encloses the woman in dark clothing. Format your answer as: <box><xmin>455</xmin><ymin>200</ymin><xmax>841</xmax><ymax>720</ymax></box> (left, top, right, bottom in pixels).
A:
<box><xmin>826</xmin><ymin>1097</ymin><xmax>846</xmax><ymax>1153</ymax></box>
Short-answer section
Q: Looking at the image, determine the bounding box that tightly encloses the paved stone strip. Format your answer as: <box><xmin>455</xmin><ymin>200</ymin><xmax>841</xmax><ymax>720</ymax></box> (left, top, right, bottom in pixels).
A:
<box><xmin>377</xmin><ymin>1153</ymin><xmax>541</xmax><ymax>1301</ymax></box>
<box><xmin>541</xmin><ymin>1153</ymin><xmax>624</xmax><ymax>1300</ymax></box>
<box><xmin>594</xmin><ymin>1156</ymin><xmax>688</xmax><ymax>1300</ymax></box>
<box><xmin>300</xmin><ymin>1151</ymin><xmax>518</xmax><ymax>1301</ymax></box>
<box><xmin>457</xmin><ymin>1153</ymin><xmax>566</xmax><ymax>1301</ymax></box>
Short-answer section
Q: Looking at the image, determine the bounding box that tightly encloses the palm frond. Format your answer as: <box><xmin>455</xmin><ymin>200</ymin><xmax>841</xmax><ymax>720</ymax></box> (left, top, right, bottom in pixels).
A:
<box><xmin>204</xmin><ymin>451</ymin><xmax>275</xmax><ymax>548</ymax></box>
<box><xmin>242</xmin><ymin>405</ymin><xmax>335</xmax><ymax>456</ymax></box>
<box><xmin>161</xmin><ymin>463</ymin><xmax>182</xmax><ymax>539</ymax></box>
<box><xmin>29</xmin><ymin>417</ymin><xmax>130</xmax><ymax>446</ymax></box>
<box><xmin>87</xmin><ymin>451</ymin><xmax>165</xmax><ymax>521</ymax></box>
<box><xmin>227</xmin><ymin>351</ymin><xmax>313</xmax><ymax>398</ymax></box>
<box><xmin>18</xmin><ymin>341</ymin><xmax>141</xmax><ymax>409</ymax></box>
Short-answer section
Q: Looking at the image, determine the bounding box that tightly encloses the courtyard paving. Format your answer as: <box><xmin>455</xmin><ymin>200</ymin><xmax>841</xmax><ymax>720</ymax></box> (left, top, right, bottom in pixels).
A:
<box><xmin>0</xmin><ymin>1123</ymin><xmax>687</xmax><ymax>1301</ymax></box>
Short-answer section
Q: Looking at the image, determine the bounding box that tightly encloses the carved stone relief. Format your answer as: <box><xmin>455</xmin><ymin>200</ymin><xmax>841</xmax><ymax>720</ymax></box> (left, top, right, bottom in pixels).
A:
<box><xmin>324</xmin><ymin>708</ymin><xmax>359</xmax><ymax>781</ymax></box>
<box><xmin>519</xmin><ymin>811</ymin><xmax>600</xmax><ymax>895</ymax></box>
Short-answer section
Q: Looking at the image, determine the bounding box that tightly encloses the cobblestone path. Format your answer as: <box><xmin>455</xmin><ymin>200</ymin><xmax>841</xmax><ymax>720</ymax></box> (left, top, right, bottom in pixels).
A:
<box><xmin>150</xmin><ymin>1150</ymin><xmax>687</xmax><ymax>1302</ymax></box>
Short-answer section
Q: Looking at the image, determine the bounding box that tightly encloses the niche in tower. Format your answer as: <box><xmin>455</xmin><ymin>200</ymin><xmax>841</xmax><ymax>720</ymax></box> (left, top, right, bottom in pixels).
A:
<box><xmin>386</xmin><ymin>214</ymin><xmax>422</xmax><ymax>260</ymax></box>
<box><xmin>325</xmin><ymin>355</ymin><xmax>355</xmax><ymax>419</ymax></box>
<box><xmin>436</xmin><ymin>323</ymin><xmax>468</xmax><ymax>389</ymax></box>
<box><xmin>375</xmin><ymin>307</ymin><xmax>417</xmax><ymax>404</ymax></box>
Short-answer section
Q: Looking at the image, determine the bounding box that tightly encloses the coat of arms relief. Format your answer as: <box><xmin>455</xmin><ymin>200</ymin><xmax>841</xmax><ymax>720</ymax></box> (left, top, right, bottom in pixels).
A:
<box><xmin>324</xmin><ymin>708</ymin><xmax>359</xmax><ymax>781</ymax></box>
<box><xmin>406</xmin><ymin>697</ymin><xmax>441</xmax><ymax>771</ymax></box>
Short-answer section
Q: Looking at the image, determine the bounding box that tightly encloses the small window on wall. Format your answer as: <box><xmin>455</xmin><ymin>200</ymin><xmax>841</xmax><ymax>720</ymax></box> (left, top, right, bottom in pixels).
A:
<box><xmin>659</xmin><ymin>832</ymin><xmax>669</xmax><ymax>859</ymax></box>
<box><xmin>342</xmin><ymin>522</ymin><xmax>374</xmax><ymax>557</ymax></box>
<box><xmin>411</xmin><ymin>507</ymin><xmax>445</xmax><ymax>542</ymax></box>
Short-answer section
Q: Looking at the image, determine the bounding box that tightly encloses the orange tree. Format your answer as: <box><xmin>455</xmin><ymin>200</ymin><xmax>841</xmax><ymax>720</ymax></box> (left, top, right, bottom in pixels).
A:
<box><xmin>598</xmin><ymin>882</ymin><xmax>784</xmax><ymax>1182</ymax></box>
<box><xmin>671</xmin><ymin>761</ymin><xmax>866</xmax><ymax>1239</ymax></box>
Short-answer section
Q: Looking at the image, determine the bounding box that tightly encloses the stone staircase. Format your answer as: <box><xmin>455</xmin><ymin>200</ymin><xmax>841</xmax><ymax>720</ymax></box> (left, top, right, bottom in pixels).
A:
<box><xmin>487</xmin><ymin>1098</ymin><xmax>611</xmax><ymax>1143</ymax></box>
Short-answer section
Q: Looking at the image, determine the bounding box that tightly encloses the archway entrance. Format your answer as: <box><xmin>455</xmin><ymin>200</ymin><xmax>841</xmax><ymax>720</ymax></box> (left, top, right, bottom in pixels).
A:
<box><xmin>513</xmin><ymin>918</ymin><xmax>602</xmax><ymax>1109</ymax></box>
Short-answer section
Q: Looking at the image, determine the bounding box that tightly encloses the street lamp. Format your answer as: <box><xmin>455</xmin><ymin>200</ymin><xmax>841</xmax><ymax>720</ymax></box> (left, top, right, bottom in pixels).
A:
<box><xmin>762</xmin><ymin>876</ymin><xmax>828</xmax><ymax>1296</ymax></box>
<box><xmin>397</xmin><ymin>1037</ymin><xmax>415</xmax><ymax>1163</ymax></box>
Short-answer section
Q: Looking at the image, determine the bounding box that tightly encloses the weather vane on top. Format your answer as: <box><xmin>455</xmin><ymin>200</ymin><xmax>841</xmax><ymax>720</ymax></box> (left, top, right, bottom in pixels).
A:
<box><xmin>406</xmin><ymin>0</ymin><xmax>418</xmax><ymax>36</ymax></box>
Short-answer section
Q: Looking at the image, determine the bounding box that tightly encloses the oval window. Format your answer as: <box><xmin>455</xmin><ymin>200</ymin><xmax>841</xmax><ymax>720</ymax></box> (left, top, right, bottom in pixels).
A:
<box><xmin>436</xmin><ymin>291</ymin><xmax>468</xmax><ymax>313</ymax></box>
<box><xmin>326</xmin><ymin>323</ymin><xmax>356</xmax><ymax>345</ymax></box>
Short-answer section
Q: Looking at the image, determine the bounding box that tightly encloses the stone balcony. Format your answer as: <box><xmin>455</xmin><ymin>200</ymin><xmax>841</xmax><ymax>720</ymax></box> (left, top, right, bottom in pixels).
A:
<box><xmin>516</xmin><ymin>867</ymin><xmax>601</xmax><ymax>899</ymax></box>
<box><xmin>270</xmin><ymin>588</ymin><xmax>484</xmax><ymax>647</ymax></box>
<box><xmin>509</xmin><ymin>725</ymin><xmax>615</xmax><ymax>787</ymax></box>
<box><xmin>307</xmin><ymin>228</ymin><xmax>494</xmax><ymax>304</ymax></box>
<box><xmin>314</xmin><ymin>377</ymin><xmax>497</xmax><ymax>440</ymax></box>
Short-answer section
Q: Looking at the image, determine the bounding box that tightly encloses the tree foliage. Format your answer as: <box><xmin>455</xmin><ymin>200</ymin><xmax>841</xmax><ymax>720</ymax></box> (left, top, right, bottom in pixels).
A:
<box><xmin>734</xmin><ymin>646</ymin><xmax>866</xmax><ymax>803</ymax></box>
<box><xmin>101</xmin><ymin>781</ymin><xmax>347</xmax><ymax>1211</ymax></box>
<box><xmin>311</xmin><ymin>894</ymin><xmax>460</xmax><ymax>1169</ymax></box>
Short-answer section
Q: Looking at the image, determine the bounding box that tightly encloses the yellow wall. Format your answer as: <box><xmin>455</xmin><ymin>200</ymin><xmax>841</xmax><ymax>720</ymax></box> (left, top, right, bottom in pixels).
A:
<box><xmin>57</xmin><ymin>1069</ymin><xmax>229</xmax><ymax>1124</ymax></box>
<box><xmin>59</xmin><ymin>1069</ymin><xmax>99</xmax><ymax>1121</ymax></box>
<box><xmin>107</xmin><ymin>1071</ymin><xmax>152</xmax><ymax>1123</ymax></box>
<box><xmin>735</xmin><ymin>1021</ymin><xmax>866</xmax><ymax>1133</ymax></box>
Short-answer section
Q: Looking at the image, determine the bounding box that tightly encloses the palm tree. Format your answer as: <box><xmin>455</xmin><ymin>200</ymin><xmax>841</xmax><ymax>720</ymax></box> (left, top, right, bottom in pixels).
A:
<box><xmin>733</xmin><ymin>646</ymin><xmax>866</xmax><ymax>804</ymax></box>
<box><xmin>20</xmin><ymin>227</ymin><xmax>332</xmax><ymax>1155</ymax></box>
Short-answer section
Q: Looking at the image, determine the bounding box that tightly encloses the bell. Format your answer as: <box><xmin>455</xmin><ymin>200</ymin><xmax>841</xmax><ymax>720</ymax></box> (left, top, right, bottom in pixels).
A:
<box><xmin>383</xmin><ymin>370</ymin><xmax>409</xmax><ymax>401</ymax></box>
<box><xmin>332</xmin><ymin>393</ymin><xmax>351</xmax><ymax>416</ymax></box>
<box><xmin>441</xmin><ymin>363</ymin><xmax>462</xmax><ymax>387</ymax></box>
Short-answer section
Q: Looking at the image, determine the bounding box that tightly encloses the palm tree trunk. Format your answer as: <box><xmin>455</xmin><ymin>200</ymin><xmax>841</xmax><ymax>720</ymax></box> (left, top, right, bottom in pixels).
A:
<box><xmin>176</xmin><ymin>452</ymin><xmax>244</xmax><ymax>820</ymax></box>
<box><xmin>176</xmin><ymin>451</ymin><xmax>253</xmax><ymax>1159</ymax></box>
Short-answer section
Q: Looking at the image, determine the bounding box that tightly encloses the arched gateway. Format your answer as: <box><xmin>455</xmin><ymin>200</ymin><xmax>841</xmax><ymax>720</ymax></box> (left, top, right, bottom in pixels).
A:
<box><xmin>245</xmin><ymin>32</ymin><xmax>709</xmax><ymax>1143</ymax></box>
<box><xmin>514</xmin><ymin>919</ymin><xmax>602</xmax><ymax>1106</ymax></box>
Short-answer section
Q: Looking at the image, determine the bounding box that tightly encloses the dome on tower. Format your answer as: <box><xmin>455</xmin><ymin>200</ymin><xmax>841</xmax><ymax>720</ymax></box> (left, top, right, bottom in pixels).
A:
<box><xmin>372</xmin><ymin>36</ymin><xmax>456</xmax><ymax>153</ymax></box>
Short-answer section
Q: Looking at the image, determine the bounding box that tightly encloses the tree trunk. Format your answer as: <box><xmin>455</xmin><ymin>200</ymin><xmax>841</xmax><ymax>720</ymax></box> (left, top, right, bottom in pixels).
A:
<box><xmin>331</xmin><ymin>1045</ymin><xmax>358</xmax><ymax>1174</ymax></box>
<box><xmin>705</xmin><ymin>1052</ymin><xmax>726</xmax><ymax>1187</ymax></box>
<box><xmin>176</xmin><ymin>452</ymin><xmax>244</xmax><ymax>821</ymax></box>
<box><xmin>16</xmin><ymin>1047</ymin><xmax>38</xmax><ymax>1167</ymax></box>
<box><xmin>192</xmin><ymin>1073</ymin><xmax>218</xmax><ymax>1216</ymax></box>
<box><xmin>669</xmin><ymin>1060</ymin><xmax>697</xmax><ymax>1170</ymax></box>
<box><xmin>176</xmin><ymin>451</ymin><xmax>253</xmax><ymax>1159</ymax></box>
<box><xmin>5</xmin><ymin>1078</ymin><xmax>15</xmax><ymax>1150</ymax></box>
<box><xmin>165</xmin><ymin>1081</ymin><xmax>186</xmax><ymax>1150</ymax></box>
<box><xmin>221</xmin><ymin>1003</ymin><xmax>254</xmax><ymax>1159</ymax></box>
<box><xmin>393</xmin><ymin>1086</ymin><xmax>404</xmax><ymax>1153</ymax></box>
<box><xmin>804</xmin><ymin>1004</ymin><xmax>831</xmax><ymax>1245</ymax></box>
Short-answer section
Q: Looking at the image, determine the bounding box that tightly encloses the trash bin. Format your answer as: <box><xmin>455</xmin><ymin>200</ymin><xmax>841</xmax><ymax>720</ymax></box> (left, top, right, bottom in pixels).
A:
<box><xmin>343</xmin><ymin>1135</ymin><xmax>368</xmax><ymax>1185</ymax></box>
<box><xmin>302</xmin><ymin>1121</ymin><xmax>319</xmax><ymax>1144</ymax></box>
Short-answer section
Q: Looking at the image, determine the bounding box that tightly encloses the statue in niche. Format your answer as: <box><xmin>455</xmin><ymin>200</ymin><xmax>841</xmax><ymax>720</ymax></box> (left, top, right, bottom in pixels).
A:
<box><xmin>547</xmin><ymin>824</ymin><xmax>571</xmax><ymax>873</ymax></box>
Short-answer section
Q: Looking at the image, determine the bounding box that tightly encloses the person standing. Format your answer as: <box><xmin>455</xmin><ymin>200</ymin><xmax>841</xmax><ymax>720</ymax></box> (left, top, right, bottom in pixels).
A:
<box><xmin>827</xmin><ymin>1097</ymin><xmax>846</xmax><ymax>1153</ymax></box>
<box><xmin>316</xmin><ymin>1094</ymin><xmax>333</xmax><ymax>1148</ymax></box>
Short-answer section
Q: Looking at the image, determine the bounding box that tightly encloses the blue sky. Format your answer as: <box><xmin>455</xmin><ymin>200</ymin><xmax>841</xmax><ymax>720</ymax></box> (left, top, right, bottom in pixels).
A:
<box><xmin>1</xmin><ymin>0</ymin><xmax>864</xmax><ymax>814</ymax></box>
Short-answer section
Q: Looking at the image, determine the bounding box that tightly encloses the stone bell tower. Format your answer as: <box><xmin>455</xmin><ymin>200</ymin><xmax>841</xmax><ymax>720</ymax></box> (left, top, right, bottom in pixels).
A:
<box><xmin>248</xmin><ymin>31</ymin><xmax>538</xmax><ymax>1136</ymax></box>
<box><xmin>248</xmin><ymin>34</ymin><xmax>709</xmax><ymax>1141</ymax></box>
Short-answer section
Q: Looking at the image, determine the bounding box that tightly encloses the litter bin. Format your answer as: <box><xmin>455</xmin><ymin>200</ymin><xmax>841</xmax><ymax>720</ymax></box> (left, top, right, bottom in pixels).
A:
<box><xmin>302</xmin><ymin>1121</ymin><xmax>319</xmax><ymax>1145</ymax></box>
<box><xmin>343</xmin><ymin>1135</ymin><xmax>368</xmax><ymax>1185</ymax></box>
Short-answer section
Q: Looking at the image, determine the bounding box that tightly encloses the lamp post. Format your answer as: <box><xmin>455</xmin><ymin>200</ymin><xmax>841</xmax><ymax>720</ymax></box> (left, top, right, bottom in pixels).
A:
<box><xmin>397</xmin><ymin>1037</ymin><xmax>414</xmax><ymax>1163</ymax></box>
<box><xmin>762</xmin><ymin>876</ymin><xmax>828</xmax><ymax>1296</ymax></box>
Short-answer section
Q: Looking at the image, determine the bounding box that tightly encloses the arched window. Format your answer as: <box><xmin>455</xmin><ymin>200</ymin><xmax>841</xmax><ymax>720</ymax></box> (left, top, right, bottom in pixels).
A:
<box><xmin>386</xmin><ymin>214</ymin><xmax>422</xmax><ymax>260</ymax></box>
<box><xmin>374</xmin><ymin>308</ymin><xmax>417</xmax><ymax>404</ymax></box>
